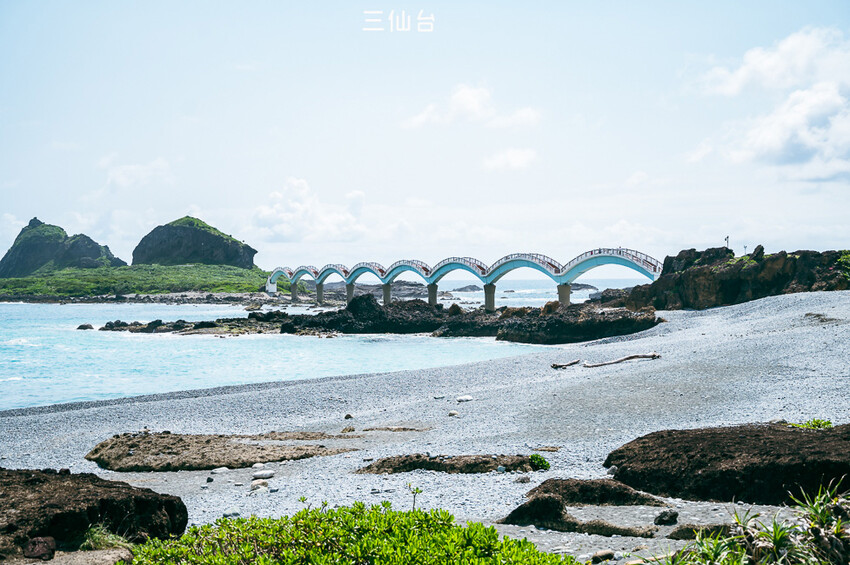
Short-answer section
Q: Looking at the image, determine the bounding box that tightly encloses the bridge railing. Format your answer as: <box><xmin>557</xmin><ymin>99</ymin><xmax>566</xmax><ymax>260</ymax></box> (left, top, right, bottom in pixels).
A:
<box><xmin>350</xmin><ymin>261</ymin><xmax>386</xmax><ymax>277</ymax></box>
<box><xmin>386</xmin><ymin>259</ymin><xmax>431</xmax><ymax>276</ymax></box>
<box><xmin>488</xmin><ymin>253</ymin><xmax>564</xmax><ymax>275</ymax></box>
<box><xmin>564</xmin><ymin>248</ymin><xmax>662</xmax><ymax>274</ymax></box>
<box><xmin>318</xmin><ymin>263</ymin><xmax>350</xmax><ymax>277</ymax></box>
<box><xmin>432</xmin><ymin>256</ymin><xmax>488</xmax><ymax>275</ymax></box>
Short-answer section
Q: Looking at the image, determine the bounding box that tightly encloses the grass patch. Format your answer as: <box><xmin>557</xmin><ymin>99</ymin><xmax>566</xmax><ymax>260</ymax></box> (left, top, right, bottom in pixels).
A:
<box><xmin>838</xmin><ymin>250</ymin><xmax>850</xmax><ymax>280</ymax></box>
<box><xmin>129</xmin><ymin>502</ymin><xmax>575</xmax><ymax>564</ymax></box>
<box><xmin>167</xmin><ymin>216</ymin><xmax>241</xmax><ymax>245</ymax></box>
<box><xmin>80</xmin><ymin>524</ymin><xmax>134</xmax><ymax>551</ymax></box>
<box><xmin>0</xmin><ymin>264</ymin><xmax>298</xmax><ymax>297</ymax></box>
<box><xmin>789</xmin><ymin>418</ymin><xmax>833</xmax><ymax>430</ymax></box>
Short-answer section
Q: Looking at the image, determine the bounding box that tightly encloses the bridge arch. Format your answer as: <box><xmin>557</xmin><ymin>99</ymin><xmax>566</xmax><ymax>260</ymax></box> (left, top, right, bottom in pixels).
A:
<box><xmin>347</xmin><ymin>262</ymin><xmax>386</xmax><ymax>283</ymax></box>
<box><xmin>316</xmin><ymin>264</ymin><xmax>349</xmax><ymax>284</ymax></box>
<box><xmin>428</xmin><ymin>257</ymin><xmax>488</xmax><ymax>284</ymax></box>
<box><xmin>558</xmin><ymin>248</ymin><xmax>662</xmax><ymax>284</ymax></box>
<box><xmin>383</xmin><ymin>260</ymin><xmax>431</xmax><ymax>283</ymax></box>
<box><xmin>484</xmin><ymin>253</ymin><xmax>564</xmax><ymax>284</ymax></box>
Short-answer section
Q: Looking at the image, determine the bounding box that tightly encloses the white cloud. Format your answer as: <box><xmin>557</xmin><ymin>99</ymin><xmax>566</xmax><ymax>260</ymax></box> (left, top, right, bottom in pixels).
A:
<box><xmin>702</xmin><ymin>27</ymin><xmax>850</xmax><ymax>95</ymax></box>
<box><xmin>251</xmin><ymin>178</ymin><xmax>368</xmax><ymax>243</ymax></box>
<box><xmin>482</xmin><ymin>148</ymin><xmax>537</xmax><ymax>171</ymax></box>
<box><xmin>701</xmin><ymin>27</ymin><xmax>850</xmax><ymax>182</ymax></box>
<box><xmin>403</xmin><ymin>84</ymin><xmax>540</xmax><ymax>128</ymax></box>
<box><xmin>686</xmin><ymin>140</ymin><xmax>713</xmax><ymax>163</ymax></box>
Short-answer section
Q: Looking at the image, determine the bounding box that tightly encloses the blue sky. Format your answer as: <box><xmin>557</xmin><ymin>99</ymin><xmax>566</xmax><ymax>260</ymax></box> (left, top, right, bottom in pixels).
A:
<box><xmin>1</xmin><ymin>1</ymin><xmax>848</xmax><ymax>276</ymax></box>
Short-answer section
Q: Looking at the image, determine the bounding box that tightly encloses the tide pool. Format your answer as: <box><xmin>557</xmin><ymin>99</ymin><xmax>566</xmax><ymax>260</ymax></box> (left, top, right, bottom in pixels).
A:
<box><xmin>0</xmin><ymin>302</ymin><xmax>541</xmax><ymax>411</ymax></box>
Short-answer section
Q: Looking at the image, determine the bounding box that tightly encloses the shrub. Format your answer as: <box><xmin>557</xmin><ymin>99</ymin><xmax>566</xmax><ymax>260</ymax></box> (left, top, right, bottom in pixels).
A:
<box><xmin>529</xmin><ymin>454</ymin><xmax>550</xmax><ymax>471</ymax></box>
<box><xmin>79</xmin><ymin>524</ymin><xmax>133</xmax><ymax>551</ymax></box>
<box><xmin>789</xmin><ymin>418</ymin><xmax>833</xmax><ymax>430</ymax></box>
<box><xmin>128</xmin><ymin>502</ymin><xmax>575</xmax><ymax>564</ymax></box>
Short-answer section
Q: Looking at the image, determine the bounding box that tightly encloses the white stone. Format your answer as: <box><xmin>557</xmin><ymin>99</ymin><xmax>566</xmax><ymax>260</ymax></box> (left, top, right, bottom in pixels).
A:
<box><xmin>456</xmin><ymin>395</ymin><xmax>473</xmax><ymax>402</ymax></box>
<box><xmin>253</xmin><ymin>470</ymin><xmax>275</xmax><ymax>480</ymax></box>
<box><xmin>250</xmin><ymin>479</ymin><xmax>269</xmax><ymax>490</ymax></box>
<box><xmin>448</xmin><ymin>410</ymin><xmax>459</xmax><ymax>417</ymax></box>
<box><xmin>252</xmin><ymin>462</ymin><xmax>265</xmax><ymax>469</ymax></box>
<box><xmin>210</xmin><ymin>467</ymin><xmax>229</xmax><ymax>474</ymax></box>
<box><xmin>223</xmin><ymin>507</ymin><xmax>240</xmax><ymax>518</ymax></box>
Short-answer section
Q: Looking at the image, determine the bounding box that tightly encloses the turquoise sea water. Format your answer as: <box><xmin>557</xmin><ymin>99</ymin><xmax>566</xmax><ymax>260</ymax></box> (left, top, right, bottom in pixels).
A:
<box><xmin>0</xmin><ymin>302</ymin><xmax>543</xmax><ymax>411</ymax></box>
<box><xmin>0</xmin><ymin>278</ymin><xmax>643</xmax><ymax>411</ymax></box>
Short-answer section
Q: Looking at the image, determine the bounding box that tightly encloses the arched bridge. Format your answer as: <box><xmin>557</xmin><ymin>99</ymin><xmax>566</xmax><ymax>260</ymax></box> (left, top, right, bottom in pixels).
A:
<box><xmin>267</xmin><ymin>247</ymin><xmax>662</xmax><ymax>312</ymax></box>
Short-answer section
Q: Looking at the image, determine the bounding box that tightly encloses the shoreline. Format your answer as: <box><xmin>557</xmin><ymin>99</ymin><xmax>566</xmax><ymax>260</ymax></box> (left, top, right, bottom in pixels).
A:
<box><xmin>2</xmin><ymin>290</ymin><xmax>849</xmax><ymax>557</ymax></box>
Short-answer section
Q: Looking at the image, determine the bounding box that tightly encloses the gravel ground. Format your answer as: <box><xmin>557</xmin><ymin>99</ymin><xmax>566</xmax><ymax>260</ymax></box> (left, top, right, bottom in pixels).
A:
<box><xmin>1</xmin><ymin>290</ymin><xmax>848</xmax><ymax>558</ymax></box>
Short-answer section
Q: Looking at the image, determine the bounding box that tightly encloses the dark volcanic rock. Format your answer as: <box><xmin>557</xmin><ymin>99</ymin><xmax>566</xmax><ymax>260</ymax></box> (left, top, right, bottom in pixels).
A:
<box><xmin>356</xmin><ymin>453</ymin><xmax>535</xmax><ymax>474</ymax></box>
<box><xmin>500</xmin><ymin>494</ymin><xmax>658</xmax><ymax>537</ymax></box>
<box><xmin>0</xmin><ymin>218</ymin><xmax>126</xmax><ymax>277</ymax></box>
<box><xmin>527</xmin><ymin>478</ymin><xmax>665</xmax><ymax>506</ymax></box>
<box><xmin>627</xmin><ymin>245</ymin><xmax>849</xmax><ymax>310</ymax></box>
<box><xmin>0</xmin><ymin>467</ymin><xmax>187</xmax><ymax>557</ymax></box>
<box><xmin>604</xmin><ymin>423</ymin><xmax>850</xmax><ymax>504</ymax></box>
<box><xmin>132</xmin><ymin>216</ymin><xmax>256</xmax><ymax>268</ymax></box>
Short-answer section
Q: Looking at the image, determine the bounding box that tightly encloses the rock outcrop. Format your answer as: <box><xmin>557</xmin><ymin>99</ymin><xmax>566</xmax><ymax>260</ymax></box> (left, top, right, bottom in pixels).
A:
<box><xmin>0</xmin><ymin>218</ymin><xmax>126</xmax><ymax>277</ymax></box>
<box><xmin>627</xmin><ymin>245</ymin><xmax>849</xmax><ymax>310</ymax></box>
<box><xmin>604</xmin><ymin>423</ymin><xmax>850</xmax><ymax>504</ymax></box>
<box><xmin>0</xmin><ymin>467</ymin><xmax>187</xmax><ymax>557</ymax></box>
<box><xmin>132</xmin><ymin>216</ymin><xmax>256</xmax><ymax>268</ymax></box>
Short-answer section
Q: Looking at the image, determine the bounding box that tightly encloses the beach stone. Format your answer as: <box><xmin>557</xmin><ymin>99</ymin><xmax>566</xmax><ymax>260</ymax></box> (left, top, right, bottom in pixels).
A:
<box><xmin>592</xmin><ymin>549</ymin><xmax>616</xmax><ymax>563</ymax></box>
<box><xmin>252</xmin><ymin>470</ymin><xmax>275</xmax><ymax>480</ymax></box>
<box><xmin>607</xmin><ymin>465</ymin><xmax>618</xmax><ymax>476</ymax></box>
<box><xmin>344</xmin><ymin>414</ymin><xmax>353</xmax><ymax>419</ymax></box>
<box><xmin>448</xmin><ymin>410</ymin><xmax>459</xmax><ymax>417</ymax></box>
<box><xmin>654</xmin><ymin>509</ymin><xmax>679</xmax><ymax>525</ymax></box>
<box><xmin>456</xmin><ymin>395</ymin><xmax>473</xmax><ymax>402</ymax></box>
<box><xmin>206</xmin><ymin>477</ymin><xmax>213</xmax><ymax>483</ymax></box>
<box><xmin>77</xmin><ymin>324</ymin><xmax>94</xmax><ymax>330</ymax></box>
<box><xmin>211</xmin><ymin>467</ymin><xmax>229</xmax><ymax>474</ymax></box>
<box><xmin>515</xmin><ymin>475</ymin><xmax>531</xmax><ymax>483</ymax></box>
<box><xmin>252</xmin><ymin>462</ymin><xmax>265</xmax><ymax>469</ymax></box>
<box><xmin>234</xmin><ymin>482</ymin><xmax>244</xmax><ymax>487</ymax></box>
<box><xmin>250</xmin><ymin>479</ymin><xmax>268</xmax><ymax>490</ymax></box>
<box><xmin>23</xmin><ymin>536</ymin><xmax>56</xmax><ymax>560</ymax></box>
<box><xmin>223</xmin><ymin>507</ymin><xmax>240</xmax><ymax>518</ymax></box>
<box><xmin>497</xmin><ymin>466</ymin><xmax>506</xmax><ymax>473</ymax></box>
<box><xmin>269</xmin><ymin>487</ymin><xmax>279</xmax><ymax>493</ymax></box>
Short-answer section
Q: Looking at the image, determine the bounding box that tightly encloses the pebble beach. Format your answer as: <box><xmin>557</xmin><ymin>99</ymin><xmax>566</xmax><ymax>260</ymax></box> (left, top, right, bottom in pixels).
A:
<box><xmin>2</xmin><ymin>290</ymin><xmax>848</xmax><ymax>558</ymax></box>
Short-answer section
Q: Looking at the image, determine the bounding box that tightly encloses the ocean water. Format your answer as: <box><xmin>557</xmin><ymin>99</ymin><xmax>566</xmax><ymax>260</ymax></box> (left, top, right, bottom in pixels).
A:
<box><xmin>0</xmin><ymin>278</ymin><xmax>642</xmax><ymax>411</ymax></box>
<box><xmin>0</xmin><ymin>302</ymin><xmax>543</xmax><ymax>411</ymax></box>
<box><xmin>438</xmin><ymin>277</ymin><xmax>645</xmax><ymax>308</ymax></box>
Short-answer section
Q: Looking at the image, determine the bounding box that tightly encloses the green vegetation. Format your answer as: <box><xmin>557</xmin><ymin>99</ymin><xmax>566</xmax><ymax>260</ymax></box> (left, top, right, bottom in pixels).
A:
<box><xmin>167</xmin><ymin>216</ymin><xmax>240</xmax><ymax>244</ymax></box>
<box><xmin>789</xmin><ymin>418</ymin><xmax>833</xmax><ymax>430</ymax></box>
<box><xmin>79</xmin><ymin>524</ymin><xmax>133</xmax><ymax>551</ymax></box>
<box><xmin>14</xmin><ymin>221</ymin><xmax>66</xmax><ymax>245</ymax></box>
<box><xmin>128</xmin><ymin>502</ymin><xmax>576</xmax><ymax>565</ymax></box>
<box><xmin>529</xmin><ymin>454</ymin><xmax>550</xmax><ymax>471</ymax></box>
<box><xmin>838</xmin><ymin>251</ymin><xmax>850</xmax><ymax>279</ymax></box>
<box><xmin>0</xmin><ymin>264</ymin><xmax>298</xmax><ymax>297</ymax></box>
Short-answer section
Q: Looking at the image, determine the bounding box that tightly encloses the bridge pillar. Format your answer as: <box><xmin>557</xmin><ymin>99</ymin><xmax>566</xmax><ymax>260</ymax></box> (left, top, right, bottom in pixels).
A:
<box><xmin>557</xmin><ymin>283</ymin><xmax>571</xmax><ymax>305</ymax></box>
<box><xmin>266</xmin><ymin>280</ymin><xmax>277</xmax><ymax>294</ymax></box>
<box><xmin>427</xmin><ymin>283</ymin><xmax>438</xmax><ymax>306</ymax></box>
<box><xmin>382</xmin><ymin>283</ymin><xmax>391</xmax><ymax>305</ymax></box>
<box><xmin>484</xmin><ymin>284</ymin><xmax>496</xmax><ymax>312</ymax></box>
<box><xmin>290</xmin><ymin>282</ymin><xmax>299</xmax><ymax>302</ymax></box>
<box><xmin>316</xmin><ymin>283</ymin><xmax>324</xmax><ymax>304</ymax></box>
<box><xmin>346</xmin><ymin>283</ymin><xmax>354</xmax><ymax>304</ymax></box>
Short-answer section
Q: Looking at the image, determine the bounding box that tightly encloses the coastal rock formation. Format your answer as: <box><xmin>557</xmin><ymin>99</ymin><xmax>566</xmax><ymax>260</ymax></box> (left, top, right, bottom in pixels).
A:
<box><xmin>356</xmin><ymin>454</ymin><xmax>537</xmax><ymax>474</ymax></box>
<box><xmin>626</xmin><ymin>245</ymin><xmax>849</xmax><ymax>310</ymax></box>
<box><xmin>85</xmin><ymin>431</ymin><xmax>355</xmax><ymax>472</ymax></box>
<box><xmin>604</xmin><ymin>423</ymin><xmax>850</xmax><ymax>504</ymax></box>
<box><xmin>527</xmin><ymin>478</ymin><xmax>665</xmax><ymax>506</ymax></box>
<box><xmin>132</xmin><ymin>216</ymin><xmax>257</xmax><ymax>268</ymax></box>
<box><xmin>0</xmin><ymin>218</ymin><xmax>126</xmax><ymax>278</ymax></box>
<box><xmin>500</xmin><ymin>494</ymin><xmax>658</xmax><ymax>538</ymax></box>
<box><xmin>0</xmin><ymin>467</ymin><xmax>187</xmax><ymax>557</ymax></box>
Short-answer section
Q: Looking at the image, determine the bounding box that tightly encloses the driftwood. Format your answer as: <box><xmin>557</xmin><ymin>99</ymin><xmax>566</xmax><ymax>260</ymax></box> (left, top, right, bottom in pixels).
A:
<box><xmin>551</xmin><ymin>359</ymin><xmax>581</xmax><ymax>369</ymax></box>
<box><xmin>583</xmin><ymin>352</ymin><xmax>660</xmax><ymax>368</ymax></box>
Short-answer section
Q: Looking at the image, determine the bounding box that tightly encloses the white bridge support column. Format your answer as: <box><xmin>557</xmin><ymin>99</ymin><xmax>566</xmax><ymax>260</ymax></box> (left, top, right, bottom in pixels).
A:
<box><xmin>427</xmin><ymin>284</ymin><xmax>438</xmax><ymax>306</ymax></box>
<box><xmin>484</xmin><ymin>284</ymin><xmax>496</xmax><ymax>312</ymax></box>
<box><xmin>346</xmin><ymin>283</ymin><xmax>354</xmax><ymax>304</ymax></box>
<box><xmin>316</xmin><ymin>283</ymin><xmax>324</xmax><ymax>304</ymax></box>
<box><xmin>266</xmin><ymin>280</ymin><xmax>277</xmax><ymax>294</ymax></box>
<box><xmin>557</xmin><ymin>283</ymin><xmax>571</xmax><ymax>305</ymax></box>
<box><xmin>290</xmin><ymin>281</ymin><xmax>299</xmax><ymax>302</ymax></box>
<box><xmin>382</xmin><ymin>283</ymin><xmax>391</xmax><ymax>305</ymax></box>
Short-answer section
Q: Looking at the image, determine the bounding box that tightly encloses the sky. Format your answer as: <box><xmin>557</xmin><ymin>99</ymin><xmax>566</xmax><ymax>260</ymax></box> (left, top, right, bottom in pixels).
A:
<box><xmin>1</xmin><ymin>1</ymin><xmax>849</xmax><ymax>279</ymax></box>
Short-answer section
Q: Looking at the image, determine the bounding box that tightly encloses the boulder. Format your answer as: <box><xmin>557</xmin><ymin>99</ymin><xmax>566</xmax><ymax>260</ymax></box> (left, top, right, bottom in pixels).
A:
<box><xmin>527</xmin><ymin>478</ymin><xmax>665</xmax><ymax>506</ymax></box>
<box><xmin>604</xmin><ymin>423</ymin><xmax>850</xmax><ymax>504</ymax></box>
<box><xmin>0</xmin><ymin>218</ymin><xmax>126</xmax><ymax>278</ymax></box>
<box><xmin>132</xmin><ymin>216</ymin><xmax>256</xmax><ymax>268</ymax></box>
<box><xmin>0</xmin><ymin>468</ymin><xmax>186</xmax><ymax>558</ymax></box>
